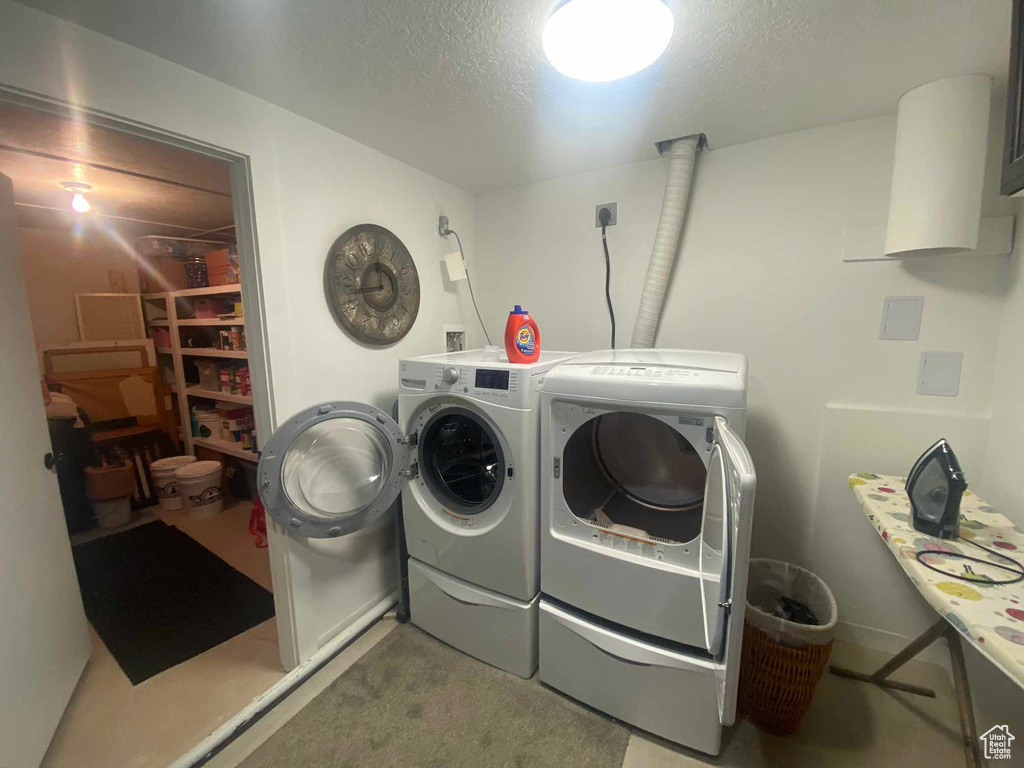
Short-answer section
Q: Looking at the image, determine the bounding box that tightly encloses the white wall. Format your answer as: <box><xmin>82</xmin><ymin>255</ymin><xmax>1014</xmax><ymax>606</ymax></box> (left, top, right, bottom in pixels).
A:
<box><xmin>476</xmin><ymin>113</ymin><xmax>1013</xmax><ymax>563</ymax></box>
<box><xmin>0</xmin><ymin>0</ymin><xmax>480</xmax><ymax>668</ymax></box>
<box><xmin>474</xmin><ymin>111</ymin><xmax>1024</xmax><ymax>723</ymax></box>
<box><xmin>18</xmin><ymin>227</ymin><xmax>142</xmax><ymax>345</ymax></box>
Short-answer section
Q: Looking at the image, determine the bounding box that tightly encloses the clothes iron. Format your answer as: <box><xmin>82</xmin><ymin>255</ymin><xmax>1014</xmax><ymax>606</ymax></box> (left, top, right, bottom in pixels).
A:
<box><xmin>906</xmin><ymin>438</ymin><xmax>967</xmax><ymax>540</ymax></box>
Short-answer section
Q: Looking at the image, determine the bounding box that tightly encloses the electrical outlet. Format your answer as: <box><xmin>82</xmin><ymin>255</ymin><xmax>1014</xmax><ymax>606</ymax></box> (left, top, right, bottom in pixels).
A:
<box><xmin>435</xmin><ymin>202</ymin><xmax>447</xmax><ymax>236</ymax></box>
<box><xmin>595</xmin><ymin>202</ymin><xmax>617</xmax><ymax>227</ymax></box>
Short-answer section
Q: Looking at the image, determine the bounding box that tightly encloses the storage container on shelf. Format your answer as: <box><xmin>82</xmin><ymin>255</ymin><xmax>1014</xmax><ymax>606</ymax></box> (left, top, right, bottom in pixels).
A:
<box><xmin>195</xmin><ymin>409</ymin><xmax>223</xmax><ymax>441</ymax></box>
<box><xmin>218</xmin><ymin>404</ymin><xmax>254</xmax><ymax>442</ymax></box>
<box><xmin>195</xmin><ymin>360</ymin><xmax>220</xmax><ymax>391</ymax></box>
<box><xmin>205</xmin><ymin>247</ymin><xmax>240</xmax><ymax>286</ymax></box>
<box><xmin>193</xmin><ymin>298</ymin><xmax>221</xmax><ymax>319</ymax></box>
<box><xmin>185</xmin><ymin>255</ymin><xmax>209</xmax><ymax>288</ymax></box>
<box><xmin>151</xmin><ymin>327</ymin><xmax>172</xmax><ymax>347</ymax></box>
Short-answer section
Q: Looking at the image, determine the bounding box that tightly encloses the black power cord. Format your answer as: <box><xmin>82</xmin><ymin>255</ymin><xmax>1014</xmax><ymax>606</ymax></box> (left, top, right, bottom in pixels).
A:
<box><xmin>599</xmin><ymin>207</ymin><xmax>615</xmax><ymax>349</ymax></box>
<box><xmin>915</xmin><ymin>536</ymin><xmax>1024</xmax><ymax>585</ymax></box>
<box><xmin>441</xmin><ymin>224</ymin><xmax>492</xmax><ymax>346</ymax></box>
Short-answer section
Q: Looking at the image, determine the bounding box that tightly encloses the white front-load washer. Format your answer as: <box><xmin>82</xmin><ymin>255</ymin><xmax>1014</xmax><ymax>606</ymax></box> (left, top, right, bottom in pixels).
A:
<box><xmin>398</xmin><ymin>348</ymin><xmax>576</xmax><ymax>677</ymax></box>
<box><xmin>538</xmin><ymin>349</ymin><xmax>756</xmax><ymax>754</ymax></box>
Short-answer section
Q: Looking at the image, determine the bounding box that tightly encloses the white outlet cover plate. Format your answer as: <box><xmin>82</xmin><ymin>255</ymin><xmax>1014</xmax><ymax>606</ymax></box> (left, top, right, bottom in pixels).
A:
<box><xmin>879</xmin><ymin>295</ymin><xmax>924</xmax><ymax>340</ymax></box>
<box><xmin>917</xmin><ymin>351</ymin><xmax>963</xmax><ymax>397</ymax></box>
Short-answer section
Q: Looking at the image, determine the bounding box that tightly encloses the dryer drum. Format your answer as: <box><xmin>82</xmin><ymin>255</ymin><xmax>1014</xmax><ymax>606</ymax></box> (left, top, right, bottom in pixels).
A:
<box><xmin>420</xmin><ymin>408</ymin><xmax>506</xmax><ymax>514</ymax></box>
<box><xmin>563</xmin><ymin>412</ymin><xmax>706</xmax><ymax>544</ymax></box>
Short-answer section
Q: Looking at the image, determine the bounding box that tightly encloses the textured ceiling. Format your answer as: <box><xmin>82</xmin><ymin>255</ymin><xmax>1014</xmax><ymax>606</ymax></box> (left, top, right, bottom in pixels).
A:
<box><xmin>0</xmin><ymin>101</ymin><xmax>234</xmax><ymax>238</ymax></box>
<box><xmin>15</xmin><ymin>0</ymin><xmax>1014</xmax><ymax>193</ymax></box>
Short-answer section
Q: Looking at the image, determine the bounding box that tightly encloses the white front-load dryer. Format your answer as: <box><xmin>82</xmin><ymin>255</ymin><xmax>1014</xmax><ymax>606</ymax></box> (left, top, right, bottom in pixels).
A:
<box><xmin>398</xmin><ymin>348</ymin><xmax>576</xmax><ymax>677</ymax></box>
<box><xmin>537</xmin><ymin>349</ymin><xmax>757</xmax><ymax>754</ymax></box>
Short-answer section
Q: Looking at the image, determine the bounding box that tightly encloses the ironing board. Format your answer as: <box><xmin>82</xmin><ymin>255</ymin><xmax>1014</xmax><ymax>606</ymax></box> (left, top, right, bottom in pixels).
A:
<box><xmin>830</xmin><ymin>473</ymin><xmax>1024</xmax><ymax>768</ymax></box>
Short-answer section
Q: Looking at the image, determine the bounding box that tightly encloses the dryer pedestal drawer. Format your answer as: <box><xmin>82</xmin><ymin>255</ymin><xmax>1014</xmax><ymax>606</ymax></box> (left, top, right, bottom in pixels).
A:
<box><xmin>539</xmin><ymin>599</ymin><xmax>724</xmax><ymax>756</ymax></box>
<box><xmin>409</xmin><ymin>558</ymin><xmax>538</xmax><ymax>678</ymax></box>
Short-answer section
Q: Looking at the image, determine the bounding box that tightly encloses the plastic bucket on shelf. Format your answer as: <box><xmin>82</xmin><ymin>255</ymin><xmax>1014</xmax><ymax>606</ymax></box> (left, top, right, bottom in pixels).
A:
<box><xmin>174</xmin><ymin>460</ymin><xmax>224</xmax><ymax>519</ymax></box>
<box><xmin>150</xmin><ymin>455</ymin><xmax>197</xmax><ymax>511</ymax></box>
<box><xmin>195</xmin><ymin>410</ymin><xmax>223</xmax><ymax>441</ymax></box>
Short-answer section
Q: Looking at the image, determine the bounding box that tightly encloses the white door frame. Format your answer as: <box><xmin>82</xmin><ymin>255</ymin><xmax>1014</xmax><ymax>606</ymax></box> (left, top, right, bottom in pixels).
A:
<box><xmin>0</xmin><ymin>84</ymin><xmax>300</xmax><ymax>667</ymax></box>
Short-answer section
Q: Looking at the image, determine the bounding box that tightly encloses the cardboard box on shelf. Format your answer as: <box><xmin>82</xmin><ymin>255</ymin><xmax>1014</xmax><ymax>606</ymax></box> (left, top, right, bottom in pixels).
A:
<box><xmin>138</xmin><ymin>254</ymin><xmax>187</xmax><ymax>293</ymax></box>
<box><xmin>206</xmin><ymin>248</ymin><xmax>240</xmax><ymax>286</ymax></box>
<box><xmin>150</xmin><ymin>328</ymin><xmax>172</xmax><ymax>347</ymax></box>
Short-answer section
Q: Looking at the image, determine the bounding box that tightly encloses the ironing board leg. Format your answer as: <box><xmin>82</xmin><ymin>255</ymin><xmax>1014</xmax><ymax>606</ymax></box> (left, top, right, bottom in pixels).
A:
<box><xmin>946</xmin><ymin>628</ymin><xmax>983</xmax><ymax>768</ymax></box>
<box><xmin>829</xmin><ymin>617</ymin><xmax>946</xmax><ymax>697</ymax></box>
<box><xmin>831</xmin><ymin>619</ymin><xmax>984</xmax><ymax>768</ymax></box>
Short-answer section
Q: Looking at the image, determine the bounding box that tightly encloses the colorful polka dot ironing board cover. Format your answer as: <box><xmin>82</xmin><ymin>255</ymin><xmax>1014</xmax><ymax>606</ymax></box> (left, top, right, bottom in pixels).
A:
<box><xmin>849</xmin><ymin>473</ymin><xmax>1024</xmax><ymax>690</ymax></box>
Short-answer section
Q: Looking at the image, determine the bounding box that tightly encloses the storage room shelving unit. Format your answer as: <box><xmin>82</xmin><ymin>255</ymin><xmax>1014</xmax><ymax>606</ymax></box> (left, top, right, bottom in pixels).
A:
<box><xmin>143</xmin><ymin>284</ymin><xmax>257</xmax><ymax>464</ymax></box>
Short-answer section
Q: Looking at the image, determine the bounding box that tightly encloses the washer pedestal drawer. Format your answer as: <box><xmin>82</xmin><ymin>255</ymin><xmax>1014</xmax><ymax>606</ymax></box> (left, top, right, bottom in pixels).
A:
<box><xmin>539</xmin><ymin>599</ymin><xmax>724</xmax><ymax>755</ymax></box>
<box><xmin>409</xmin><ymin>558</ymin><xmax>538</xmax><ymax>678</ymax></box>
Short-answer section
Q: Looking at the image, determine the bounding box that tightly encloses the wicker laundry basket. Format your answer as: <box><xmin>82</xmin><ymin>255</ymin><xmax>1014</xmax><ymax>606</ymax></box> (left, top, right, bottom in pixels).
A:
<box><xmin>738</xmin><ymin>559</ymin><xmax>837</xmax><ymax>736</ymax></box>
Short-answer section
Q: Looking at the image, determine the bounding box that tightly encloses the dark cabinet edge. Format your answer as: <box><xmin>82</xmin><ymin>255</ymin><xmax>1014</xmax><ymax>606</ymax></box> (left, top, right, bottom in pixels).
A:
<box><xmin>1002</xmin><ymin>0</ymin><xmax>1024</xmax><ymax>195</ymax></box>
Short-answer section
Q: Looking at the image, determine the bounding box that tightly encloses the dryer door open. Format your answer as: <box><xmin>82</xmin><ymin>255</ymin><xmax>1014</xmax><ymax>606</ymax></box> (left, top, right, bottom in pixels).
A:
<box><xmin>699</xmin><ymin>440</ymin><xmax>731</xmax><ymax>658</ymax></box>
<box><xmin>701</xmin><ymin>416</ymin><xmax>756</xmax><ymax>725</ymax></box>
<box><xmin>258</xmin><ymin>401</ymin><xmax>411</xmax><ymax>539</ymax></box>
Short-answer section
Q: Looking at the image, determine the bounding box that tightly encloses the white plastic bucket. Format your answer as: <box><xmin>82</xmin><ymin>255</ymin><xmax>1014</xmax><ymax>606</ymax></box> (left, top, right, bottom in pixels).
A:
<box><xmin>93</xmin><ymin>497</ymin><xmax>131</xmax><ymax>528</ymax></box>
<box><xmin>150</xmin><ymin>455</ymin><xmax>198</xmax><ymax>511</ymax></box>
<box><xmin>196</xmin><ymin>410</ymin><xmax>223</xmax><ymax>441</ymax></box>
<box><xmin>175</xmin><ymin>460</ymin><xmax>224</xmax><ymax>519</ymax></box>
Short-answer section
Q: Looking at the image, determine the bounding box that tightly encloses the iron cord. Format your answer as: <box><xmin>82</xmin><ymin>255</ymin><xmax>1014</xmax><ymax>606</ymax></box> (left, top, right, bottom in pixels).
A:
<box><xmin>914</xmin><ymin>537</ymin><xmax>1024</xmax><ymax>585</ymax></box>
<box><xmin>445</xmin><ymin>228</ymin><xmax>492</xmax><ymax>347</ymax></box>
<box><xmin>601</xmin><ymin>223</ymin><xmax>616</xmax><ymax>349</ymax></box>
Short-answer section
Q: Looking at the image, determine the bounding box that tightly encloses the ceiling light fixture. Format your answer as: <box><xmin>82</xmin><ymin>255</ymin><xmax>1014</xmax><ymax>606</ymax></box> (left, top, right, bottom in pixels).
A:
<box><xmin>62</xmin><ymin>181</ymin><xmax>92</xmax><ymax>213</ymax></box>
<box><xmin>543</xmin><ymin>0</ymin><xmax>674</xmax><ymax>82</ymax></box>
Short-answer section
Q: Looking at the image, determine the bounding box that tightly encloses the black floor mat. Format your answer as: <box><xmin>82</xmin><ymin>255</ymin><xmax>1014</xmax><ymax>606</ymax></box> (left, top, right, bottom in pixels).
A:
<box><xmin>72</xmin><ymin>520</ymin><xmax>275</xmax><ymax>685</ymax></box>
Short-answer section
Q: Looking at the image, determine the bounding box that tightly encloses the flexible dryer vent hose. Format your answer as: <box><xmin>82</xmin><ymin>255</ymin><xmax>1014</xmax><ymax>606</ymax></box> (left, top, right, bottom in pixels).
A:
<box><xmin>630</xmin><ymin>135</ymin><xmax>701</xmax><ymax>349</ymax></box>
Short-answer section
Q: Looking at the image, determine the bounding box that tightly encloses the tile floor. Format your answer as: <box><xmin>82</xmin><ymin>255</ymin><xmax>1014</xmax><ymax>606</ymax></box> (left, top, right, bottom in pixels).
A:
<box><xmin>42</xmin><ymin>500</ymin><xmax>283</xmax><ymax>768</ymax></box>
<box><xmin>208</xmin><ymin>622</ymin><xmax>966</xmax><ymax>768</ymax></box>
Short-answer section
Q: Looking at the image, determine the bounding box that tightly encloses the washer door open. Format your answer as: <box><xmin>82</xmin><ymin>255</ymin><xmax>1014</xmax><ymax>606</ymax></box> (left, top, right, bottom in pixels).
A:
<box><xmin>259</xmin><ymin>401</ymin><xmax>411</xmax><ymax>539</ymax></box>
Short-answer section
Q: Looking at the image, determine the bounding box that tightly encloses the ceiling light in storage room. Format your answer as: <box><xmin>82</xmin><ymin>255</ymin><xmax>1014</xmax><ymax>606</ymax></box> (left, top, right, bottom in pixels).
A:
<box><xmin>884</xmin><ymin>75</ymin><xmax>992</xmax><ymax>257</ymax></box>
<box><xmin>543</xmin><ymin>0</ymin><xmax>674</xmax><ymax>82</ymax></box>
<box><xmin>62</xmin><ymin>181</ymin><xmax>92</xmax><ymax>213</ymax></box>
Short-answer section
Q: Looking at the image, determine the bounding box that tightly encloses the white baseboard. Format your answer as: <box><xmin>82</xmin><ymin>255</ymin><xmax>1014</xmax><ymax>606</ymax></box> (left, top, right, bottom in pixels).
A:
<box><xmin>834</xmin><ymin>620</ymin><xmax>952</xmax><ymax>673</ymax></box>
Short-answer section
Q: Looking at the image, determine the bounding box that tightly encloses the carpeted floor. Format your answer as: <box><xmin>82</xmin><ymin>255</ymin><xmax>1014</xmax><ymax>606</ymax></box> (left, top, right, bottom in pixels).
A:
<box><xmin>239</xmin><ymin>624</ymin><xmax>630</xmax><ymax>768</ymax></box>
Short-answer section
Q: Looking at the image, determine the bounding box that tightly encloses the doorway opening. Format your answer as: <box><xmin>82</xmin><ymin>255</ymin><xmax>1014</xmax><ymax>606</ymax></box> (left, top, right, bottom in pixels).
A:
<box><xmin>0</xmin><ymin>95</ymin><xmax>283</xmax><ymax>768</ymax></box>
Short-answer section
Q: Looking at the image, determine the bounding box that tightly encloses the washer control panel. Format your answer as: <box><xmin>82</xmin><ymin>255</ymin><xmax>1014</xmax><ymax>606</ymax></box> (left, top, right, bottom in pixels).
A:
<box><xmin>398</xmin><ymin>352</ymin><xmax>577</xmax><ymax>409</ymax></box>
<box><xmin>421</xmin><ymin>364</ymin><xmax>524</xmax><ymax>404</ymax></box>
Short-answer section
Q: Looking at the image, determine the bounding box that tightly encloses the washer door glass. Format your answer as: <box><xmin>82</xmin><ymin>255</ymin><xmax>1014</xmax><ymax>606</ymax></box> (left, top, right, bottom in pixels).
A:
<box><xmin>421</xmin><ymin>408</ymin><xmax>505</xmax><ymax>514</ymax></box>
<box><xmin>259</xmin><ymin>402</ymin><xmax>407</xmax><ymax>538</ymax></box>
<box><xmin>282</xmin><ymin>418</ymin><xmax>392</xmax><ymax>520</ymax></box>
